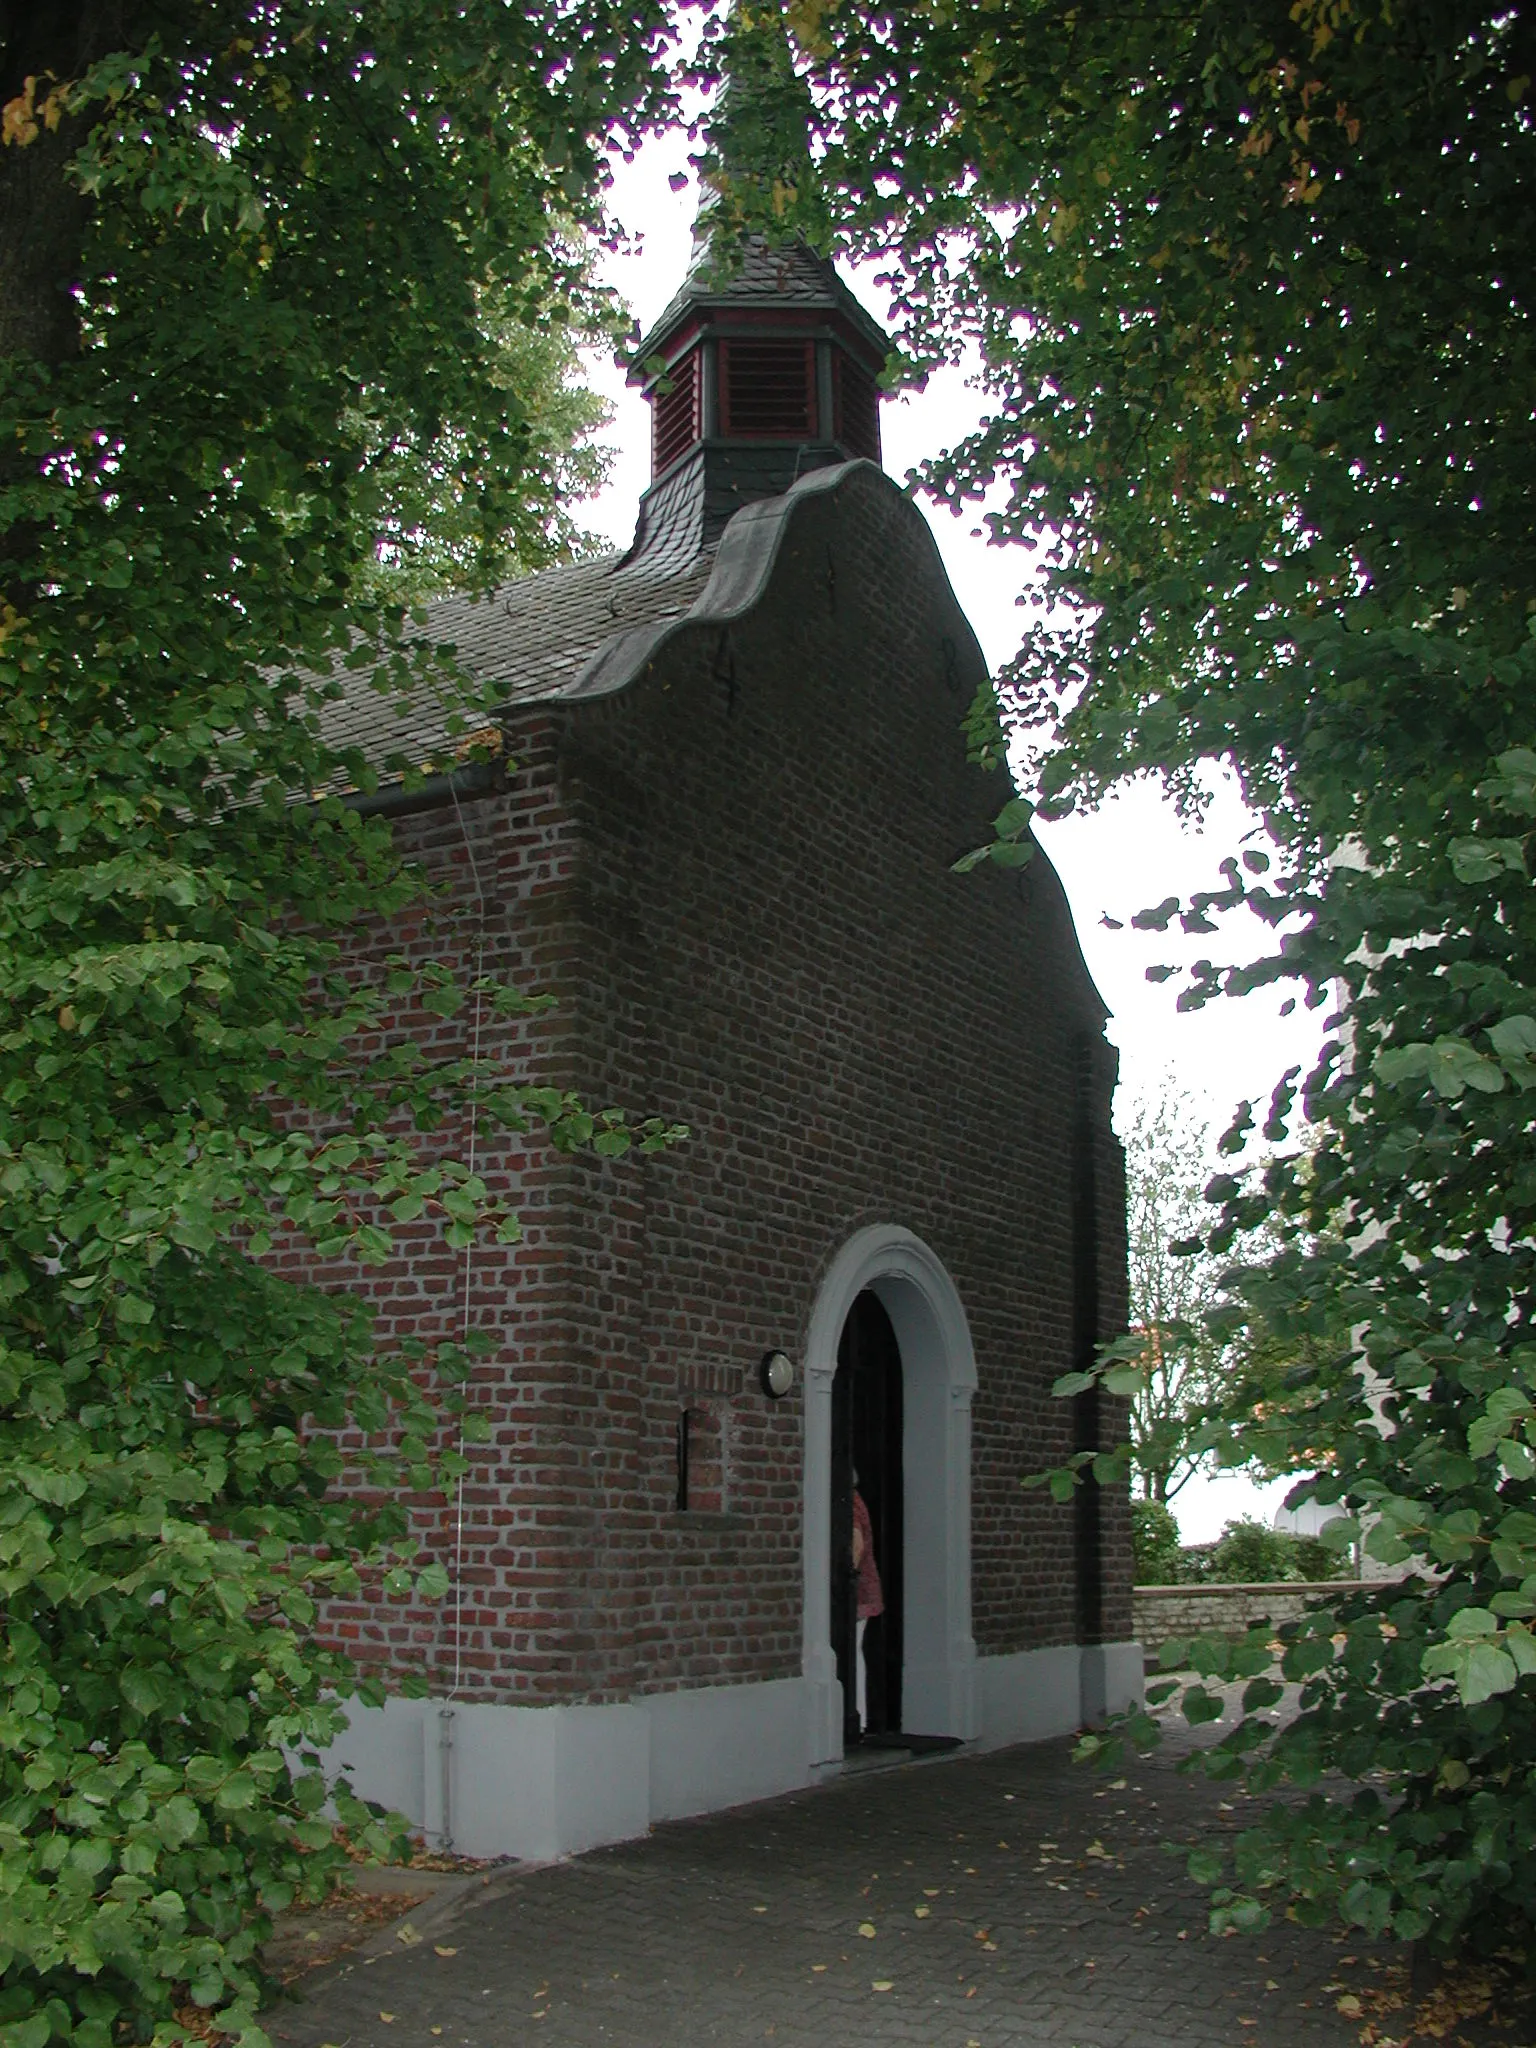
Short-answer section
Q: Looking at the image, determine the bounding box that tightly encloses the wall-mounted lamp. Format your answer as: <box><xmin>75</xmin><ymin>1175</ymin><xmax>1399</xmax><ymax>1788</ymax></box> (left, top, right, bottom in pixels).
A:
<box><xmin>758</xmin><ymin>1350</ymin><xmax>796</xmax><ymax>1400</ymax></box>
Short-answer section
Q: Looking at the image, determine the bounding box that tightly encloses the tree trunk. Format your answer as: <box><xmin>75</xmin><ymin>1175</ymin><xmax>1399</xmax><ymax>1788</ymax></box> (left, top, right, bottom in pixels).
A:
<box><xmin>0</xmin><ymin>2</ymin><xmax>132</xmax><ymax>368</ymax></box>
<box><xmin>0</xmin><ymin>1</ymin><xmax>148</xmax><ymax>605</ymax></box>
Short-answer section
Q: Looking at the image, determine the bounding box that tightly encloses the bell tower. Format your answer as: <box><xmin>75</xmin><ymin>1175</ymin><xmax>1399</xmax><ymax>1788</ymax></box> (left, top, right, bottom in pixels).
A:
<box><xmin>626</xmin><ymin>231</ymin><xmax>888</xmax><ymax>557</ymax></box>
<box><xmin>630</xmin><ymin>230</ymin><xmax>889</xmax><ymax>558</ymax></box>
<box><xmin>625</xmin><ymin>14</ymin><xmax>891</xmax><ymax>559</ymax></box>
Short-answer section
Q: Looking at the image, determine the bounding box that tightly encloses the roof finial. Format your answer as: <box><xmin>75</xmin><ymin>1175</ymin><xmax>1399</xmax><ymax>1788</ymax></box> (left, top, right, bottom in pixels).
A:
<box><xmin>693</xmin><ymin>3</ymin><xmax>832</xmax><ymax>261</ymax></box>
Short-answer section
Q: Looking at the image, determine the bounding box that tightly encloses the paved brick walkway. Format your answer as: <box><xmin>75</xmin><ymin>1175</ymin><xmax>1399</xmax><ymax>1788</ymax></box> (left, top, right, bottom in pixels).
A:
<box><xmin>268</xmin><ymin>1732</ymin><xmax>1461</xmax><ymax>2048</ymax></box>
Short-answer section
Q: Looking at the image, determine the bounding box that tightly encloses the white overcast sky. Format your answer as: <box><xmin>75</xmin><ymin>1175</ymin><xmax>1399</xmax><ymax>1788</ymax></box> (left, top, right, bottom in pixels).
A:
<box><xmin>583</xmin><ymin>131</ymin><xmax>1316</xmax><ymax>1537</ymax></box>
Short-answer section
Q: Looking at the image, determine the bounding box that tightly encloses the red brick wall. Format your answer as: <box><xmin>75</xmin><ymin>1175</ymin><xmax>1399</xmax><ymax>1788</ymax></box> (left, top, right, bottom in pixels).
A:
<box><xmin>537</xmin><ymin>466</ymin><xmax>1131</xmax><ymax>1695</ymax></box>
<box><xmin>273</xmin><ymin>723</ymin><xmax>631</xmax><ymax>1697</ymax></box>
<box><xmin>293</xmin><ymin>468</ymin><xmax>1131</xmax><ymax>1704</ymax></box>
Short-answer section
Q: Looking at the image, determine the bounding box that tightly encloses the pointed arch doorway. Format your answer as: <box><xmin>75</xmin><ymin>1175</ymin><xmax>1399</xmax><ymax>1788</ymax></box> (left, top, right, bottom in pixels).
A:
<box><xmin>803</xmin><ymin>1227</ymin><xmax>980</xmax><ymax>1765</ymax></box>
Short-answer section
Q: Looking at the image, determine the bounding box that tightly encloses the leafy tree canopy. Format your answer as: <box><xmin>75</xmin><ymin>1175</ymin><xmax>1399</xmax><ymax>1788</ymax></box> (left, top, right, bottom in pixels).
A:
<box><xmin>769</xmin><ymin>0</ymin><xmax>1536</xmax><ymax>1967</ymax></box>
<box><xmin>0</xmin><ymin>4</ymin><xmax>672</xmax><ymax>2042</ymax></box>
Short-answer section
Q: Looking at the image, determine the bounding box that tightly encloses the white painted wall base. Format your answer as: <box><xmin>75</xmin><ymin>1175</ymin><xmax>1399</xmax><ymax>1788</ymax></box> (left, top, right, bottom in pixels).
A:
<box><xmin>327</xmin><ymin>1693</ymin><xmax>650</xmax><ymax>1862</ymax></box>
<box><xmin>326</xmin><ymin>1643</ymin><xmax>1143</xmax><ymax>1862</ymax></box>
<box><xmin>974</xmin><ymin>1640</ymin><xmax>1145</xmax><ymax>1752</ymax></box>
<box><xmin>646</xmin><ymin>1677</ymin><xmax>816</xmax><ymax>1823</ymax></box>
<box><xmin>1079</xmin><ymin>1641</ymin><xmax>1144</xmax><ymax>1727</ymax></box>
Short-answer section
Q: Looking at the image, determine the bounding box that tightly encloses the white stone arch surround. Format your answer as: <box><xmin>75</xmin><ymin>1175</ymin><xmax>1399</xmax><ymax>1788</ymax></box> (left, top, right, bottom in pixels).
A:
<box><xmin>802</xmin><ymin>1225</ymin><xmax>980</xmax><ymax>1764</ymax></box>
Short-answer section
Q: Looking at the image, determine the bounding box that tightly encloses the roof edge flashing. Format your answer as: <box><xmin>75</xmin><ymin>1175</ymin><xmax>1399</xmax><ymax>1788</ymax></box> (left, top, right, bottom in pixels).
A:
<box><xmin>573</xmin><ymin>459</ymin><xmax>912</xmax><ymax>701</ymax></box>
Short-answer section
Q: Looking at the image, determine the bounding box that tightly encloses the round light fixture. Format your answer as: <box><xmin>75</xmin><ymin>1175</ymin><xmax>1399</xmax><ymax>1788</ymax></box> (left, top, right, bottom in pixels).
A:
<box><xmin>758</xmin><ymin>1349</ymin><xmax>796</xmax><ymax>1401</ymax></box>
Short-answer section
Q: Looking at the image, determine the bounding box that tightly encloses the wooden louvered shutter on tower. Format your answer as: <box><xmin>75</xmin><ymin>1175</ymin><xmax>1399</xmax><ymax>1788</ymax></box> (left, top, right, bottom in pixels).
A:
<box><xmin>719</xmin><ymin>339</ymin><xmax>815</xmax><ymax>438</ymax></box>
<box><xmin>651</xmin><ymin>349</ymin><xmax>701</xmax><ymax>474</ymax></box>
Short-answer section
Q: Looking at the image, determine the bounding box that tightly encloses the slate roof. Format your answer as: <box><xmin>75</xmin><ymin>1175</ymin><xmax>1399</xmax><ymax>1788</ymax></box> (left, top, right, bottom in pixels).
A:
<box><xmin>314</xmin><ymin>487</ymin><xmax>714</xmax><ymax>780</ymax></box>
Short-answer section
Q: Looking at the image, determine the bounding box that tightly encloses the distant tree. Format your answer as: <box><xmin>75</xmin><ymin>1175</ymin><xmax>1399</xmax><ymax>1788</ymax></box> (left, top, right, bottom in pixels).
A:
<box><xmin>1121</xmin><ymin>1088</ymin><xmax>1232</xmax><ymax>1504</ymax></box>
<box><xmin>1130</xmin><ymin>1497</ymin><xmax>1185</xmax><ymax>1585</ymax></box>
<box><xmin>1121</xmin><ymin>1086</ymin><xmax>1326</xmax><ymax>1504</ymax></box>
<box><xmin>1205</xmin><ymin>1518</ymin><xmax>1348</xmax><ymax>1585</ymax></box>
<box><xmin>362</xmin><ymin>275</ymin><xmax>616</xmax><ymax>604</ymax></box>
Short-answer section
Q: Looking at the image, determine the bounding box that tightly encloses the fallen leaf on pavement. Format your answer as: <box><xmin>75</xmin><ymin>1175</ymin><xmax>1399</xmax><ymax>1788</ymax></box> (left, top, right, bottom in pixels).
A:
<box><xmin>914</xmin><ymin>1907</ymin><xmax>930</xmax><ymax>1919</ymax></box>
<box><xmin>858</xmin><ymin>1923</ymin><xmax>877</xmax><ymax>1939</ymax></box>
<box><xmin>395</xmin><ymin>1925</ymin><xmax>422</xmax><ymax>1946</ymax></box>
<box><xmin>434</xmin><ymin>1945</ymin><xmax>457</xmax><ymax>1957</ymax></box>
<box><xmin>378</xmin><ymin>2014</ymin><xmax>395</xmax><ymax>2025</ymax></box>
<box><xmin>871</xmin><ymin>1981</ymin><xmax>893</xmax><ymax>1993</ymax></box>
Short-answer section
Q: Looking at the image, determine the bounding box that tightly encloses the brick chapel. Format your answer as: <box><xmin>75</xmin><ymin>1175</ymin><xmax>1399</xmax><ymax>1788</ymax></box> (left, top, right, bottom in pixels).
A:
<box><xmin>318</xmin><ymin>217</ymin><xmax>1140</xmax><ymax>1860</ymax></box>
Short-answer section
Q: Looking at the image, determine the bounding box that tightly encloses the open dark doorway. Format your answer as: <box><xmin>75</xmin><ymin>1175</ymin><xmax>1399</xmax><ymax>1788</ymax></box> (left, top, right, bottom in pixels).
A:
<box><xmin>830</xmin><ymin>1289</ymin><xmax>903</xmax><ymax>1746</ymax></box>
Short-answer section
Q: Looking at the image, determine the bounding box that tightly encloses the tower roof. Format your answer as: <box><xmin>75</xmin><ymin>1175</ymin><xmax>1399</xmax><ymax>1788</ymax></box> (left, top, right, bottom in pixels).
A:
<box><xmin>635</xmin><ymin>227</ymin><xmax>890</xmax><ymax>372</ymax></box>
<box><xmin>620</xmin><ymin>6</ymin><xmax>891</xmax><ymax>552</ymax></box>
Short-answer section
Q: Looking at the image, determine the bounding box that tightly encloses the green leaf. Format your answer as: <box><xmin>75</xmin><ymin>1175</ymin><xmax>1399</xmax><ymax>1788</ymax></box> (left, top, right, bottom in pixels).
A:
<box><xmin>1240</xmin><ymin>1676</ymin><xmax>1285</xmax><ymax>1713</ymax></box>
<box><xmin>155</xmin><ymin>1797</ymin><xmax>201</xmax><ymax>1849</ymax></box>
<box><xmin>1099</xmin><ymin>1363</ymin><xmax>1146</xmax><ymax>1397</ymax></box>
<box><xmin>18</xmin><ymin>1465</ymin><xmax>88</xmax><ymax>1506</ymax></box>
<box><xmin>1363</xmin><ymin>1523</ymin><xmax>1412</xmax><ymax>1566</ymax></box>
<box><xmin>1</xmin><ymin>2017</ymin><xmax>52</xmax><ymax>2048</ymax></box>
<box><xmin>1489</xmin><ymin>1015</ymin><xmax>1536</xmax><ymax>1088</ymax></box>
<box><xmin>1448</xmin><ymin>836</ymin><xmax>1527</xmax><ymax>883</ymax></box>
<box><xmin>951</xmin><ymin>843</ymin><xmax>992</xmax><ymax>873</ymax></box>
<box><xmin>1445</xmin><ymin>1606</ymin><xmax>1499</xmax><ymax>1639</ymax></box>
<box><xmin>1459</xmin><ymin>1642</ymin><xmax>1519</xmax><ymax>1705</ymax></box>
<box><xmin>994</xmin><ymin>794</ymin><xmax>1035</xmax><ymax>838</ymax></box>
<box><xmin>1426</xmin><ymin>1038</ymin><xmax>1506</xmax><ymax>1098</ymax></box>
<box><xmin>989</xmin><ymin>839</ymin><xmax>1035</xmax><ymax>868</ymax></box>
<box><xmin>214</xmin><ymin>1772</ymin><xmax>257</xmax><ymax>1811</ymax></box>
<box><xmin>1469</xmin><ymin>1387</ymin><xmax>1534</xmax><ymax>1456</ymax></box>
<box><xmin>1374</xmin><ymin>1042</ymin><xmax>1431</xmax><ymax>1087</ymax></box>
<box><xmin>121</xmin><ymin>1667</ymin><xmax>172</xmax><ymax>1716</ymax></box>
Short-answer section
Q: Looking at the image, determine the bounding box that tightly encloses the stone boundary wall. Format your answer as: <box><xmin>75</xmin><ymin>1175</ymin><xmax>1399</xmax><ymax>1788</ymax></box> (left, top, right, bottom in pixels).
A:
<box><xmin>1134</xmin><ymin>1581</ymin><xmax>1382</xmax><ymax>1653</ymax></box>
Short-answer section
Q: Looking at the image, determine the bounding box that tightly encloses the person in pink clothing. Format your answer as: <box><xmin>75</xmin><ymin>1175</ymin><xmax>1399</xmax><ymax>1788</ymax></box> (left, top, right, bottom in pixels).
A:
<box><xmin>851</xmin><ymin>1476</ymin><xmax>884</xmax><ymax>1732</ymax></box>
